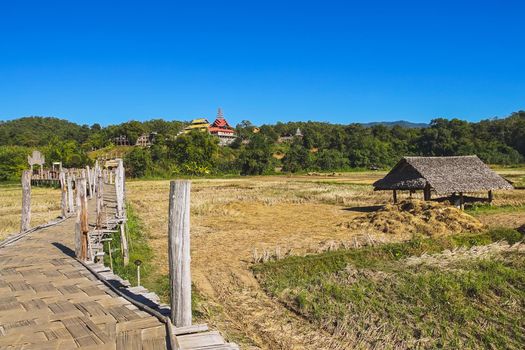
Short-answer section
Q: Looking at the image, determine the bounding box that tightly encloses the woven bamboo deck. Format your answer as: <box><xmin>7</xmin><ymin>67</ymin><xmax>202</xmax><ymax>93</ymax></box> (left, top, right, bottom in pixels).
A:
<box><xmin>0</xmin><ymin>187</ymin><xmax>237</xmax><ymax>349</ymax></box>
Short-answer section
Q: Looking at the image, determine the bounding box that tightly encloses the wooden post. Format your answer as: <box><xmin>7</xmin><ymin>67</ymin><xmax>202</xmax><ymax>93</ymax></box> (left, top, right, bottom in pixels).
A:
<box><xmin>115</xmin><ymin>168</ymin><xmax>123</xmax><ymax>218</ymax></box>
<box><xmin>393</xmin><ymin>190</ymin><xmax>398</xmax><ymax>204</ymax></box>
<box><xmin>67</xmin><ymin>173</ymin><xmax>74</xmax><ymax>214</ymax></box>
<box><xmin>75</xmin><ymin>175</ymin><xmax>89</xmax><ymax>260</ymax></box>
<box><xmin>96</xmin><ymin>173</ymin><xmax>104</xmax><ymax>228</ymax></box>
<box><xmin>20</xmin><ymin>170</ymin><xmax>32</xmax><ymax>232</ymax></box>
<box><xmin>459</xmin><ymin>192</ymin><xmax>464</xmax><ymax>211</ymax></box>
<box><xmin>59</xmin><ymin>171</ymin><xmax>67</xmax><ymax>218</ymax></box>
<box><xmin>488</xmin><ymin>190</ymin><xmax>493</xmax><ymax>204</ymax></box>
<box><xmin>75</xmin><ymin>177</ymin><xmax>82</xmax><ymax>258</ymax></box>
<box><xmin>115</xmin><ymin>160</ymin><xmax>129</xmax><ymax>266</ymax></box>
<box><xmin>423</xmin><ymin>184</ymin><xmax>432</xmax><ymax>201</ymax></box>
<box><xmin>86</xmin><ymin>166</ymin><xmax>93</xmax><ymax>199</ymax></box>
<box><xmin>168</xmin><ymin>180</ymin><xmax>192</xmax><ymax>327</ymax></box>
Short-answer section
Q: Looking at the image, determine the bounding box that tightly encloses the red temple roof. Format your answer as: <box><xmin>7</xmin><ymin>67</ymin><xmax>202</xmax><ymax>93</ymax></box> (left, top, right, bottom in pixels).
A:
<box><xmin>211</xmin><ymin>116</ymin><xmax>232</xmax><ymax>129</ymax></box>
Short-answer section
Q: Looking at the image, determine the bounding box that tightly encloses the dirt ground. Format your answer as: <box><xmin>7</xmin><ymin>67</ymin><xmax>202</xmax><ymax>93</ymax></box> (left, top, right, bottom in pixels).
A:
<box><xmin>126</xmin><ymin>172</ymin><xmax>525</xmax><ymax>349</ymax></box>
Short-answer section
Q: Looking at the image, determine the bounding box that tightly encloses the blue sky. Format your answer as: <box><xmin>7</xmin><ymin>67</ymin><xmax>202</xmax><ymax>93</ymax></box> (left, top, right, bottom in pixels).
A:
<box><xmin>0</xmin><ymin>0</ymin><xmax>524</xmax><ymax>126</ymax></box>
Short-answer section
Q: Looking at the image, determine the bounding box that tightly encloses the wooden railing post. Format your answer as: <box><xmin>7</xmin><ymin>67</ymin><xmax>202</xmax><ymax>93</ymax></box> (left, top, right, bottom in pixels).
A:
<box><xmin>115</xmin><ymin>159</ymin><xmax>129</xmax><ymax>266</ymax></box>
<box><xmin>67</xmin><ymin>173</ymin><xmax>74</xmax><ymax>214</ymax></box>
<box><xmin>96</xmin><ymin>173</ymin><xmax>104</xmax><ymax>229</ymax></box>
<box><xmin>75</xmin><ymin>174</ymin><xmax>89</xmax><ymax>260</ymax></box>
<box><xmin>75</xmin><ymin>176</ymin><xmax>82</xmax><ymax>258</ymax></box>
<box><xmin>168</xmin><ymin>180</ymin><xmax>192</xmax><ymax>327</ymax></box>
<box><xmin>20</xmin><ymin>170</ymin><xmax>32</xmax><ymax>232</ymax></box>
<box><xmin>59</xmin><ymin>171</ymin><xmax>67</xmax><ymax>218</ymax></box>
<box><xmin>86</xmin><ymin>166</ymin><xmax>93</xmax><ymax>199</ymax></box>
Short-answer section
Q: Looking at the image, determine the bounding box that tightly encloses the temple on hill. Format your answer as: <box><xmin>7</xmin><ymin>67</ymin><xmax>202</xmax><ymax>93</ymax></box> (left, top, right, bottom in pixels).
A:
<box><xmin>183</xmin><ymin>118</ymin><xmax>210</xmax><ymax>133</ymax></box>
<box><xmin>208</xmin><ymin>108</ymin><xmax>236</xmax><ymax>145</ymax></box>
<box><xmin>181</xmin><ymin>108</ymin><xmax>237</xmax><ymax>146</ymax></box>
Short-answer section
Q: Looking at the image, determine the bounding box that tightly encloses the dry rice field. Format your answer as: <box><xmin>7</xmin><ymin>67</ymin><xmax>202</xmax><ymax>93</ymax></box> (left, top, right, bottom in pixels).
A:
<box><xmin>125</xmin><ymin>171</ymin><xmax>525</xmax><ymax>349</ymax></box>
<box><xmin>0</xmin><ymin>184</ymin><xmax>61</xmax><ymax>240</ymax></box>
<box><xmin>1</xmin><ymin>171</ymin><xmax>524</xmax><ymax>349</ymax></box>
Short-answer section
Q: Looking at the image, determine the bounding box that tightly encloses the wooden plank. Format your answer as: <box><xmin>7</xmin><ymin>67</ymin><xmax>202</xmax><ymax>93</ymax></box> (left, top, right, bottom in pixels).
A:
<box><xmin>20</xmin><ymin>170</ymin><xmax>32</xmax><ymax>232</ymax></box>
<box><xmin>176</xmin><ymin>331</ymin><xmax>225</xmax><ymax>349</ymax></box>
<box><xmin>172</xmin><ymin>324</ymin><xmax>208</xmax><ymax>336</ymax></box>
<box><xmin>168</xmin><ymin>180</ymin><xmax>192</xmax><ymax>327</ymax></box>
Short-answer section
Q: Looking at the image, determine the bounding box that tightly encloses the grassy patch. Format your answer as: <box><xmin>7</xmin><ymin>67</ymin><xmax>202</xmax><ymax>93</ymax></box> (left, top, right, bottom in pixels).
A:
<box><xmin>466</xmin><ymin>203</ymin><xmax>525</xmax><ymax>216</ymax></box>
<box><xmin>104</xmin><ymin>204</ymin><xmax>203</xmax><ymax>317</ymax></box>
<box><xmin>253</xmin><ymin>229</ymin><xmax>525</xmax><ymax>349</ymax></box>
<box><xmin>104</xmin><ymin>204</ymin><xmax>154</xmax><ymax>287</ymax></box>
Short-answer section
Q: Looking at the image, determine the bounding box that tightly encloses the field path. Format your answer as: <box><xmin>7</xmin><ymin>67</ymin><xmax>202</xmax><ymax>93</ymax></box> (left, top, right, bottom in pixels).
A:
<box><xmin>0</xmin><ymin>196</ymin><xmax>167</xmax><ymax>349</ymax></box>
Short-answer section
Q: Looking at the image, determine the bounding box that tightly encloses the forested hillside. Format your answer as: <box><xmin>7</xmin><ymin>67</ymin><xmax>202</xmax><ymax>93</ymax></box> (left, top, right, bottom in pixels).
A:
<box><xmin>0</xmin><ymin>112</ymin><xmax>524</xmax><ymax>180</ymax></box>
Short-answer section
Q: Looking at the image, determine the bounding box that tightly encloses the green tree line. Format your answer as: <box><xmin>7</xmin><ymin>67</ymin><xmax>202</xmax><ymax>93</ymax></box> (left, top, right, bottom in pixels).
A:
<box><xmin>0</xmin><ymin>112</ymin><xmax>524</xmax><ymax>180</ymax></box>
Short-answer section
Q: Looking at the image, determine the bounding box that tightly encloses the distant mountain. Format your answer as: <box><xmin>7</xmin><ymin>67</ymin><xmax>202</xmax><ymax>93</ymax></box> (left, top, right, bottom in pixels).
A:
<box><xmin>361</xmin><ymin>120</ymin><xmax>429</xmax><ymax>128</ymax></box>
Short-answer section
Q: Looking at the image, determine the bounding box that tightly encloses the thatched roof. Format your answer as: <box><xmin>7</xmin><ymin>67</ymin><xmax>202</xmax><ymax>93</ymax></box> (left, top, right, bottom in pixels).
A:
<box><xmin>374</xmin><ymin>156</ymin><xmax>513</xmax><ymax>194</ymax></box>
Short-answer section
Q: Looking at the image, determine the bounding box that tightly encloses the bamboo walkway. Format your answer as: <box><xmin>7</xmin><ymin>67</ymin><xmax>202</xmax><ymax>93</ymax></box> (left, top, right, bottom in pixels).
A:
<box><xmin>0</xmin><ymin>187</ymin><xmax>237</xmax><ymax>349</ymax></box>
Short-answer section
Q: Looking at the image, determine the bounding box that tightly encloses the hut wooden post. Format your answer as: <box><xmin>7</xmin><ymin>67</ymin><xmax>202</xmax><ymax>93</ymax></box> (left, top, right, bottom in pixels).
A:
<box><xmin>20</xmin><ymin>170</ymin><xmax>32</xmax><ymax>232</ymax></box>
<box><xmin>488</xmin><ymin>190</ymin><xmax>493</xmax><ymax>204</ymax></box>
<box><xmin>59</xmin><ymin>171</ymin><xmax>67</xmax><ymax>218</ymax></box>
<box><xmin>392</xmin><ymin>190</ymin><xmax>398</xmax><ymax>204</ymax></box>
<box><xmin>168</xmin><ymin>180</ymin><xmax>192</xmax><ymax>327</ymax></box>
<box><xmin>67</xmin><ymin>173</ymin><xmax>74</xmax><ymax>214</ymax></box>
<box><xmin>423</xmin><ymin>184</ymin><xmax>432</xmax><ymax>201</ymax></box>
<box><xmin>459</xmin><ymin>192</ymin><xmax>464</xmax><ymax>211</ymax></box>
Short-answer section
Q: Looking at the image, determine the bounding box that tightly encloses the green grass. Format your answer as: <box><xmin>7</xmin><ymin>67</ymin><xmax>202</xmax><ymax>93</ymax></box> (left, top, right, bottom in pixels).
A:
<box><xmin>104</xmin><ymin>204</ymin><xmax>203</xmax><ymax>317</ymax></box>
<box><xmin>466</xmin><ymin>203</ymin><xmax>525</xmax><ymax>216</ymax></box>
<box><xmin>104</xmin><ymin>204</ymin><xmax>155</xmax><ymax>287</ymax></box>
<box><xmin>253</xmin><ymin>229</ymin><xmax>525</xmax><ymax>349</ymax></box>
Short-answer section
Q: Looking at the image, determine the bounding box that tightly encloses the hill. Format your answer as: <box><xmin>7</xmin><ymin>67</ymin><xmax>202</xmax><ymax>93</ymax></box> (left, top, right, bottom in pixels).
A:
<box><xmin>0</xmin><ymin>116</ymin><xmax>91</xmax><ymax>147</ymax></box>
<box><xmin>361</xmin><ymin>120</ymin><xmax>428</xmax><ymax>128</ymax></box>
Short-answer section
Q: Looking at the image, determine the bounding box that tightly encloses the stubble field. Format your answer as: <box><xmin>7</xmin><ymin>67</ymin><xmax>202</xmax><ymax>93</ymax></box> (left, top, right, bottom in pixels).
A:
<box><xmin>125</xmin><ymin>171</ymin><xmax>525</xmax><ymax>349</ymax></box>
<box><xmin>0</xmin><ymin>183</ymin><xmax>61</xmax><ymax>240</ymax></box>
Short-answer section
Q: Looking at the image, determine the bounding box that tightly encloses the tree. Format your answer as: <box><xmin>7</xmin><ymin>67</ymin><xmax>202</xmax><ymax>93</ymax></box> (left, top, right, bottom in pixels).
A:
<box><xmin>44</xmin><ymin>137</ymin><xmax>89</xmax><ymax>168</ymax></box>
<box><xmin>124</xmin><ymin>147</ymin><xmax>152</xmax><ymax>177</ymax></box>
<box><xmin>237</xmin><ymin>134</ymin><xmax>273</xmax><ymax>175</ymax></box>
<box><xmin>167</xmin><ymin>131</ymin><xmax>219</xmax><ymax>174</ymax></box>
<box><xmin>282</xmin><ymin>139</ymin><xmax>313</xmax><ymax>172</ymax></box>
<box><xmin>315</xmin><ymin>149</ymin><xmax>349</xmax><ymax>170</ymax></box>
<box><xmin>0</xmin><ymin>146</ymin><xmax>30</xmax><ymax>181</ymax></box>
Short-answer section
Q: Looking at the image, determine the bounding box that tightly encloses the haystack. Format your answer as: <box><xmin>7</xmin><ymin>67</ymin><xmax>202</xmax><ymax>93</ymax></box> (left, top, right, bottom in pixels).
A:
<box><xmin>342</xmin><ymin>200</ymin><xmax>484</xmax><ymax>239</ymax></box>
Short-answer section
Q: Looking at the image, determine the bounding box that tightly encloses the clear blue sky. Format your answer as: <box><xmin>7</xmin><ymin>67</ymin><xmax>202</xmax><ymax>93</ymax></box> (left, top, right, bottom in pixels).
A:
<box><xmin>0</xmin><ymin>0</ymin><xmax>524</xmax><ymax>126</ymax></box>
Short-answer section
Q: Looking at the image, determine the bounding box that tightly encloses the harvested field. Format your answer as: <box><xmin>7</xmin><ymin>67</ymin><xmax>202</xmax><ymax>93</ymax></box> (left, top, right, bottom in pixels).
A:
<box><xmin>126</xmin><ymin>171</ymin><xmax>525</xmax><ymax>349</ymax></box>
<box><xmin>342</xmin><ymin>200</ymin><xmax>484</xmax><ymax>238</ymax></box>
<box><xmin>0</xmin><ymin>184</ymin><xmax>61</xmax><ymax>240</ymax></box>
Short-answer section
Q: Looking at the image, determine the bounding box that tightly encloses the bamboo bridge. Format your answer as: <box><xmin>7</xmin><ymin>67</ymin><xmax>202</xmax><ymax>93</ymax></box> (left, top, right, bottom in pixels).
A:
<box><xmin>0</xmin><ymin>162</ymin><xmax>238</xmax><ymax>349</ymax></box>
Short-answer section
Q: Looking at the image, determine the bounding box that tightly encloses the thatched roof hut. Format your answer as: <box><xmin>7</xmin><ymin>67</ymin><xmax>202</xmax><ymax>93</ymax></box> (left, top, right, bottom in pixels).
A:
<box><xmin>374</xmin><ymin>156</ymin><xmax>513</xmax><ymax>204</ymax></box>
